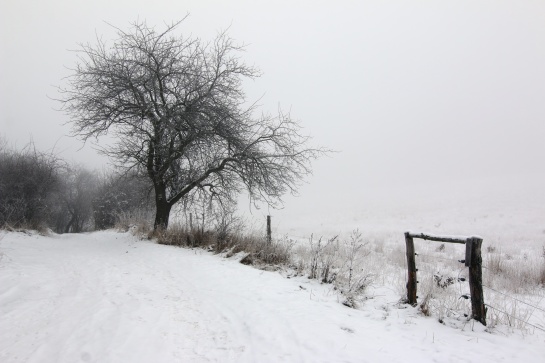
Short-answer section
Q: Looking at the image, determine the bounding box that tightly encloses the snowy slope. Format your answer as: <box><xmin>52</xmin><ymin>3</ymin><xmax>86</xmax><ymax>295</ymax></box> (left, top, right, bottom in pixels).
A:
<box><xmin>1</xmin><ymin>230</ymin><xmax>544</xmax><ymax>362</ymax></box>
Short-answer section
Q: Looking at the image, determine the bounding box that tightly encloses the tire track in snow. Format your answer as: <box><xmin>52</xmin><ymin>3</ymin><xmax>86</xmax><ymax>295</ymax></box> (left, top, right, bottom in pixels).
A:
<box><xmin>157</xmin><ymin>250</ymin><xmax>309</xmax><ymax>362</ymax></box>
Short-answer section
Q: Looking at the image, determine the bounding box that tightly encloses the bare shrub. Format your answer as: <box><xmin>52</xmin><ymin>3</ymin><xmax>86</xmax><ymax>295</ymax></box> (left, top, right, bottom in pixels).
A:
<box><xmin>212</xmin><ymin>204</ymin><xmax>244</xmax><ymax>252</ymax></box>
<box><xmin>433</xmin><ymin>274</ymin><xmax>455</xmax><ymax>289</ymax></box>
<box><xmin>286</xmin><ymin>230</ymin><xmax>376</xmax><ymax>308</ymax></box>
<box><xmin>0</xmin><ymin>140</ymin><xmax>62</xmax><ymax>230</ymax></box>
<box><xmin>308</xmin><ymin>235</ymin><xmax>338</xmax><ymax>279</ymax></box>
<box><xmin>419</xmin><ymin>293</ymin><xmax>432</xmax><ymax>317</ymax></box>
<box><xmin>94</xmin><ymin>172</ymin><xmax>154</xmax><ymax>230</ymax></box>
<box><xmin>344</xmin><ymin>230</ymin><xmax>370</xmax><ymax>290</ymax></box>
<box><xmin>336</xmin><ymin>230</ymin><xmax>372</xmax><ymax>306</ymax></box>
<box><xmin>321</xmin><ymin>239</ymin><xmax>340</xmax><ymax>284</ymax></box>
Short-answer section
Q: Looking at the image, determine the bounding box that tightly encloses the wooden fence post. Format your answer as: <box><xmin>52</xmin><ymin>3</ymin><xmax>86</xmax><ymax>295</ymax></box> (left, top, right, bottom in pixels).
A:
<box><xmin>405</xmin><ymin>232</ymin><xmax>417</xmax><ymax>306</ymax></box>
<box><xmin>266</xmin><ymin>215</ymin><xmax>272</xmax><ymax>244</ymax></box>
<box><xmin>468</xmin><ymin>237</ymin><xmax>486</xmax><ymax>325</ymax></box>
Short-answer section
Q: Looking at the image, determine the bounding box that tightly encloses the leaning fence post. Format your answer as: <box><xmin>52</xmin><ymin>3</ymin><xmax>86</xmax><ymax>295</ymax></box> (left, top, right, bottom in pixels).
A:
<box><xmin>468</xmin><ymin>237</ymin><xmax>486</xmax><ymax>325</ymax></box>
<box><xmin>405</xmin><ymin>232</ymin><xmax>417</xmax><ymax>306</ymax></box>
<box><xmin>266</xmin><ymin>215</ymin><xmax>272</xmax><ymax>244</ymax></box>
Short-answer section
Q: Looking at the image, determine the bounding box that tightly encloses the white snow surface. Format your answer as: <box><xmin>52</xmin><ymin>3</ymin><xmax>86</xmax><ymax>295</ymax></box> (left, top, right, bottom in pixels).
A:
<box><xmin>1</xmin><ymin>230</ymin><xmax>543</xmax><ymax>363</ymax></box>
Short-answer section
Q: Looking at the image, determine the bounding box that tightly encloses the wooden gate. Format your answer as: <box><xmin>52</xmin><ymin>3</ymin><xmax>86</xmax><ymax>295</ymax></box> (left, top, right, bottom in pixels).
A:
<box><xmin>405</xmin><ymin>232</ymin><xmax>486</xmax><ymax>325</ymax></box>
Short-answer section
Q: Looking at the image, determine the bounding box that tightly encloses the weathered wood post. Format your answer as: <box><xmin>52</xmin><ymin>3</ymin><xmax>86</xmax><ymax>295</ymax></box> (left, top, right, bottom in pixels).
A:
<box><xmin>266</xmin><ymin>215</ymin><xmax>272</xmax><ymax>244</ymax></box>
<box><xmin>201</xmin><ymin>210</ymin><xmax>205</xmax><ymax>234</ymax></box>
<box><xmin>468</xmin><ymin>236</ymin><xmax>487</xmax><ymax>325</ymax></box>
<box><xmin>405</xmin><ymin>232</ymin><xmax>417</xmax><ymax>306</ymax></box>
<box><xmin>187</xmin><ymin>213</ymin><xmax>194</xmax><ymax>246</ymax></box>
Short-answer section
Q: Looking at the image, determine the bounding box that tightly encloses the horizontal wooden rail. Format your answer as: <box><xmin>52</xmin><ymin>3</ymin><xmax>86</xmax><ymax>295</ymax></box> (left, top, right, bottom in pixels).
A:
<box><xmin>406</xmin><ymin>232</ymin><xmax>475</xmax><ymax>244</ymax></box>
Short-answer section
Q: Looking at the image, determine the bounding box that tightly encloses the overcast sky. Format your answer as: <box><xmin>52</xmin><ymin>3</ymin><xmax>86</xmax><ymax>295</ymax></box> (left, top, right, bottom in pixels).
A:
<box><xmin>2</xmin><ymin>1</ymin><xmax>544</xmax><ymax>232</ymax></box>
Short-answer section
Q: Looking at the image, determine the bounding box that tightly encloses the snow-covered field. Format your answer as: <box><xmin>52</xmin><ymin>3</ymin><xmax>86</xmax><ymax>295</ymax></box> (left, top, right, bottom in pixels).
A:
<box><xmin>1</xmin><ymin>230</ymin><xmax>544</xmax><ymax>362</ymax></box>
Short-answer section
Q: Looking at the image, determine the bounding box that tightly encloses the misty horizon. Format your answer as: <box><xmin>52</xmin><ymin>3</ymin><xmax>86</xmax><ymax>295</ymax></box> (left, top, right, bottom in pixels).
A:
<box><xmin>2</xmin><ymin>1</ymin><xmax>544</xmax><ymax>237</ymax></box>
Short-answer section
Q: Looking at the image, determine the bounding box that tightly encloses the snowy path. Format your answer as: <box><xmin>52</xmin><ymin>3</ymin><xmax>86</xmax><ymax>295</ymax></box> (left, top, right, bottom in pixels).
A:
<box><xmin>1</xmin><ymin>231</ymin><xmax>543</xmax><ymax>362</ymax></box>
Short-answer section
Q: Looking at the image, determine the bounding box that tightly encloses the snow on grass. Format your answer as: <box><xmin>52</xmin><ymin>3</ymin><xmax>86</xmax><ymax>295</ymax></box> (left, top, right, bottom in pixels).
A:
<box><xmin>1</xmin><ymin>230</ymin><xmax>544</xmax><ymax>362</ymax></box>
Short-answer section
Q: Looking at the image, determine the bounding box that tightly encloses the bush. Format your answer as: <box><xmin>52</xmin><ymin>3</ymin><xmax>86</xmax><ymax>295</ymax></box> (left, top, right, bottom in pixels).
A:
<box><xmin>93</xmin><ymin>172</ymin><xmax>154</xmax><ymax>230</ymax></box>
<box><xmin>0</xmin><ymin>140</ymin><xmax>62</xmax><ymax>229</ymax></box>
<box><xmin>0</xmin><ymin>138</ymin><xmax>156</xmax><ymax>234</ymax></box>
<box><xmin>335</xmin><ymin>230</ymin><xmax>372</xmax><ymax>306</ymax></box>
<box><xmin>290</xmin><ymin>230</ymin><xmax>373</xmax><ymax>308</ymax></box>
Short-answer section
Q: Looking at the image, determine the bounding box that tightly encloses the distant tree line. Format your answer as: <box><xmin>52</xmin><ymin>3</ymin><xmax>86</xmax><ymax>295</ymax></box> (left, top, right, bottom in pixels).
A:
<box><xmin>0</xmin><ymin>138</ymin><xmax>154</xmax><ymax>233</ymax></box>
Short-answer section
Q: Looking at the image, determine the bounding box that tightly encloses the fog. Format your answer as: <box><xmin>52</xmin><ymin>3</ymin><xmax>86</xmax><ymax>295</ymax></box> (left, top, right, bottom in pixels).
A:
<box><xmin>2</xmin><ymin>1</ymin><xmax>544</xmax><ymax>236</ymax></box>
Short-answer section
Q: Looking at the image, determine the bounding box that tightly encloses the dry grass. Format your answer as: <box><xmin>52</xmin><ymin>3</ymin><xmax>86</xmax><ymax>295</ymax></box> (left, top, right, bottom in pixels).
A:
<box><xmin>486</xmin><ymin>252</ymin><xmax>505</xmax><ymax>275</ymax></box>
<box><xmin>155</xmin><ymin>223</ymin><xmax>294</xmax><ymax>267</ymax></box>
<box><xmin>237</xmin><ymin>236</ymin><xmax>294</xmax><ymax>266</ymax></box>
<box><xmin>114</xmin><ymin>210</ymin><xmax>153</xmax><ymax>238</ymax></box>
<box><xmin>154</xmin><ymin>224</ymin><xmax>215</xmax><ymax>247</ymax></box>
<box><xmin>1</xmin><ymin>221</ymin><xmax>51</xmax><ymax>236</ymax></box>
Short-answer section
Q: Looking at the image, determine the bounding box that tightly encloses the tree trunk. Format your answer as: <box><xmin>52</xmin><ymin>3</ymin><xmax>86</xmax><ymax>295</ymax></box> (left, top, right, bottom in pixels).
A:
<box><xmin>153</xmin><ymin>183</ymin><xmax>172</xmax><ymax>230</ymax></box>
<box><xmin>64</xmin><ymin>215</ymin><xmax>74</xmax><ymax>234</ymax></box>
<box><xmin>154</xmin><ymin>199</ymin><xmax>171</xmax><ymax>230</ymax></box>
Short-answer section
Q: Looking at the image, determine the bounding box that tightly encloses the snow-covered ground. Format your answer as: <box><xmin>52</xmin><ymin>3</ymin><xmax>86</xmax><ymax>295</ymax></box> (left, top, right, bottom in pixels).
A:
<box><xmin>1</xmin><ymin>230</ymin><xmax>544</xmax><ymax>362</ymax></box>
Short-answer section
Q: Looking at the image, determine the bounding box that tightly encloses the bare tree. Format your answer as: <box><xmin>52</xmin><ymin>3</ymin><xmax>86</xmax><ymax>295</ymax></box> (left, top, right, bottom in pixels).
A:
<box><xmin>58</xmin><ymin>20</ymin><xmax>325</xmax><ymax>230</ymax></box>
